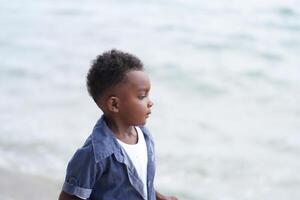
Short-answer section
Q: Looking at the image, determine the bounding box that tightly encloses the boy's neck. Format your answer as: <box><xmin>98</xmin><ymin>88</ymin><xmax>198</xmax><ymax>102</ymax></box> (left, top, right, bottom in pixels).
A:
<box><xmin>104</xmin><ymin>115</ymin><xmax>138</xmax><ymax>144</ymax></box>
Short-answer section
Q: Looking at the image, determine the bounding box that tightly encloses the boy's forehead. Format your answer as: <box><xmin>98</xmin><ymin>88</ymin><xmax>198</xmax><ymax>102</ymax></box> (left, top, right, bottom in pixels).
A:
<box><xmin>123</xmin><ymin>70</ymin><xmax>150</xmax><ymax>89</ymax></box>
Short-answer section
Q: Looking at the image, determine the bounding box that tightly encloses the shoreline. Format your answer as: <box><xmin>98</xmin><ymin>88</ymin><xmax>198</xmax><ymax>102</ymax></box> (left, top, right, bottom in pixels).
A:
<box><xmin>0</xmin><ymin>167</ymin><xmax>61</xmax><ymax>200</ymax></box>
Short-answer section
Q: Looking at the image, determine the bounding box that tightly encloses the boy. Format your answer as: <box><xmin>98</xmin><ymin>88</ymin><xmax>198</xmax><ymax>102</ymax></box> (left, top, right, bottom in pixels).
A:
<box><xmin>58</xmin><ymin>50</ymin><xmax>178</xmax><ymax>200</ymax></box>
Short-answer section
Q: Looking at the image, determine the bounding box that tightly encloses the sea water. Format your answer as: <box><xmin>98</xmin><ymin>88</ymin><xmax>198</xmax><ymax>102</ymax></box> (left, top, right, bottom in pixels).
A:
<box><xmin>0</xmin><ymin>0</ymin><xmax>300</xmax><ymax>199</ymax></box>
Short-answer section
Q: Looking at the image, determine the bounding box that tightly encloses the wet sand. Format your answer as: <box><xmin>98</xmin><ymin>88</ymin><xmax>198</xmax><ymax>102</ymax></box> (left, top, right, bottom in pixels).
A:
<box><xmin>0</xmin><ymin>168</ymin><xmax>61</xmax><ymax>200</ymax></box>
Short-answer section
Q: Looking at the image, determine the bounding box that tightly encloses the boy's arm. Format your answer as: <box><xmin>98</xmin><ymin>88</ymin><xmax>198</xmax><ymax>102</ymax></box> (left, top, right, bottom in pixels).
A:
<box><xmin>156</xmin><ymin>190</ymin><xmax>179</xmax><ymax>200</ymax></box>
<box><xmin>58</xmin><ymin>191</ymin><xmax>83</xmax><ymax>200</ymax></box>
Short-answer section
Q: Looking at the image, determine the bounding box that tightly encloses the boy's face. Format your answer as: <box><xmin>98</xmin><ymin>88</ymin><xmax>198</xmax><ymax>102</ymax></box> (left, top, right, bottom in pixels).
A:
<box><xmin>116</xmin><ymin>70</ymin><xmax>153</xmax><ymax>126</ymax></box>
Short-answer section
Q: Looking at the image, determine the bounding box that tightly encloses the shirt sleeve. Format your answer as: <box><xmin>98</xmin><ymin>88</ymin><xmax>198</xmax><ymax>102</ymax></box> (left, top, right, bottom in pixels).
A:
<box><xmin>62</xmin><ymin>146</ymin><xmax>102</xmax><ymax>199</ymax></box>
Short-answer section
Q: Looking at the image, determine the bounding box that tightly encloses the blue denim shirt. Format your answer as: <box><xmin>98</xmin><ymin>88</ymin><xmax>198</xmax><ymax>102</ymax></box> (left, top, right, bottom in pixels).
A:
<box><xmin>62</xmin><ymin>115</ymin><xmax>156</xmax><ymax>200</ymax></box>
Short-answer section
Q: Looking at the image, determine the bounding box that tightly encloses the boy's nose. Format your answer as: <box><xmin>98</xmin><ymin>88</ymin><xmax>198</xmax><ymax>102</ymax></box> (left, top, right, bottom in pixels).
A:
<box><xmin>148</xmin><ymin>99</ymin><xmax>154</xmax><ymax>108</ymax></box>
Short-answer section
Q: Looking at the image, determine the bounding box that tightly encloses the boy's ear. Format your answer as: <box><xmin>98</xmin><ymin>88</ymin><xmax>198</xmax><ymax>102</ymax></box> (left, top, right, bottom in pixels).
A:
<box><xmin>107</xmin><ymin>95</ymin><xmax>119</xmax><ymax>113</ymax></box>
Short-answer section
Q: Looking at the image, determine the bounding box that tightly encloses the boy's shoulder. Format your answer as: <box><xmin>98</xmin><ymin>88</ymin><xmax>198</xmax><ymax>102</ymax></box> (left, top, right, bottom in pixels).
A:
<box><xmin>73</xmin><ymin>116</ymin><xmax>155</xmax><ymax>164</ymax></box>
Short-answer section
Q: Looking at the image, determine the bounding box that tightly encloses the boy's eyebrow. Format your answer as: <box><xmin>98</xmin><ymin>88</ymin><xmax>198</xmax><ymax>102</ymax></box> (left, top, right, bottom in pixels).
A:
<box><xmin>137</xmin><ymin>87</ymin><xmax>150</xmax><ymax>92</ymax></box>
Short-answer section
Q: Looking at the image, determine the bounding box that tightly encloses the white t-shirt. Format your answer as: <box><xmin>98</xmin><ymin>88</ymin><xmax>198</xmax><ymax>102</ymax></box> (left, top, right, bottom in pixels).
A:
<box><xmin>117</xmin><ymin>127</ymin><xmax>148</xmax><ymax>199</ymax></box>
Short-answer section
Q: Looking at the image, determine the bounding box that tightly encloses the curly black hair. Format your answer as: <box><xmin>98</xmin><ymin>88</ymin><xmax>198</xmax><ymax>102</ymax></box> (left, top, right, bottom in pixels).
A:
<box><xmin>86</xmin><ymin>49</ymin><xmax>144</xmax><ymax>102</ymax></box>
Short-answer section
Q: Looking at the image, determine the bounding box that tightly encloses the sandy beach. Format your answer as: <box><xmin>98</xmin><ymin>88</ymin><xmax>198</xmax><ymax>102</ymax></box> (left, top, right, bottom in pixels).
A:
<box><xmin>0</xmin><ymin>168</ymin><xmax>61</xmax><ymax>200</ymax></box>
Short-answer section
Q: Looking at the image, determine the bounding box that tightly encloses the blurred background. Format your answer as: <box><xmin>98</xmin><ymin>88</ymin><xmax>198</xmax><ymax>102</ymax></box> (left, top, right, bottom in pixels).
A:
<box><xmin>0</xmin><ymin>0</ymin><xmax>300</xmax><ymax>199</ymax></box>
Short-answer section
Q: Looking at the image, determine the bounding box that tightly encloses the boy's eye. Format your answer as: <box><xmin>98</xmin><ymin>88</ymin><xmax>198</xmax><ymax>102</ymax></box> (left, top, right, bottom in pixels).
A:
<box><xmin>138</xmin><ymin>95</ymin><xmax>146</xmax><ymax>100</ymax></box>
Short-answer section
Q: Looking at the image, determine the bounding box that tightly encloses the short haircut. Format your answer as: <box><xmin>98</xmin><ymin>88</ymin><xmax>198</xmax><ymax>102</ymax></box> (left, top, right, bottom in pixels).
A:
<box><xmin>86</xmin><ymin>49</ymin><xmax>144</xmax><ymax>102</ymax></box>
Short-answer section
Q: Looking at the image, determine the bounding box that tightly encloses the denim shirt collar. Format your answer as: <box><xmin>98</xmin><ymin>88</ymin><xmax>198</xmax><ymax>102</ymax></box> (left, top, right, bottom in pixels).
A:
<box><xmin>90</xmin><ymin>115</ymin><xmax>154</xmax><ymax>200</ymax></box>
<box><xmin>91</xmin><ymin>115</ymin><xmax>123</xmax><ymax>162</ymax></box>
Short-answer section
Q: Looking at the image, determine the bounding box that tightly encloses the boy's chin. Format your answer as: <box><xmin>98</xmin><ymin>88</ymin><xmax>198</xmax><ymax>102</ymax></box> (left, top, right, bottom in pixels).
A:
<box><xmin>135</xmin><ymin>119</ymin><xmax>147</xmax><ymax>126</ymax></box>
